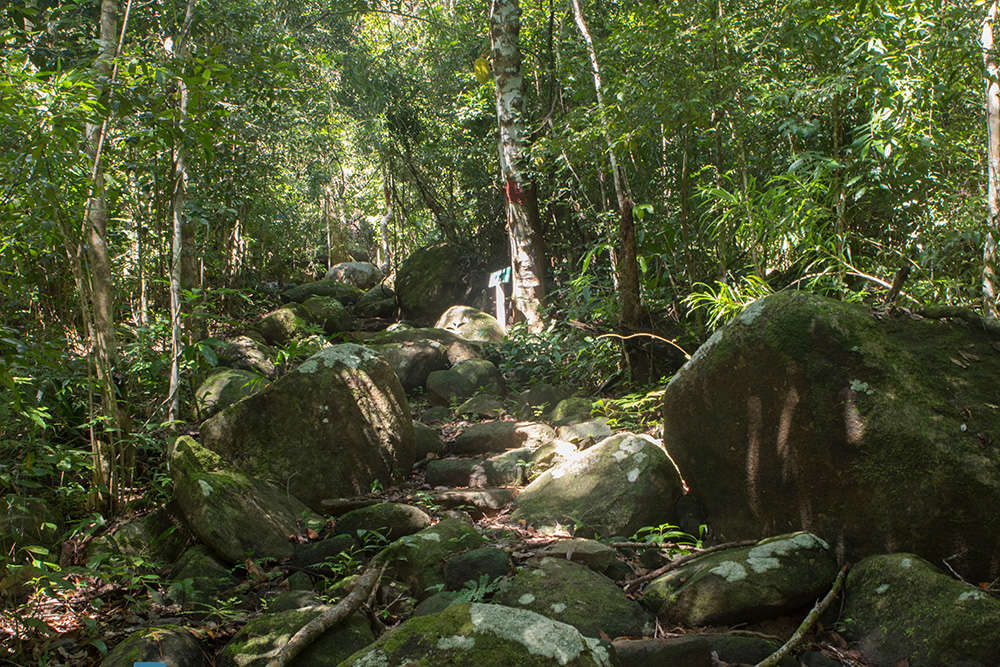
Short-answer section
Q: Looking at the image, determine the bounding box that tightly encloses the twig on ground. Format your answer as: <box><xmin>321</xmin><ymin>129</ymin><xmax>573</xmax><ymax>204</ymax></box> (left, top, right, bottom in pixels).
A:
<box><xmin>754</xmin><ymin>565</ymin><xmax>848</xmax><ymax>667</ymax></box>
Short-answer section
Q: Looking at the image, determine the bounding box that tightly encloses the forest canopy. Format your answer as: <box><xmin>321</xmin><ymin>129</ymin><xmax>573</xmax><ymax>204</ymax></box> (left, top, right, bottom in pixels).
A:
<box><xmin>0</xmin><ymin>0</ymin><xmax>995</xmax><ymax>512</ymax></box>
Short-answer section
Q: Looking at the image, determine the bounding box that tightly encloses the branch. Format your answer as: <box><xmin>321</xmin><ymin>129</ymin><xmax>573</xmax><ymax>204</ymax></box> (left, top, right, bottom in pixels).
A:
<box><xmin>266</xmin><ymin>556</ymin><xmax>386</xmax><ymax>667</ymax></box>
<box><xmin>754</xmin><ymin>565</ymin><xmax>848</xmax><ymax>667</ymax></box>
<box><xmin>624</xmin><ymin>540</ymin><xmax>757</xmax><ymax>594</ymax></box>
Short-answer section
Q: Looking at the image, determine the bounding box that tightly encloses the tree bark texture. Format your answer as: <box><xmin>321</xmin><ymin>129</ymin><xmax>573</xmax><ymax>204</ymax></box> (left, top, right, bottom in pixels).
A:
<box><xmin>491</xmin><ymin>0</ymin><xmax>546</xmax><ymax>332</ymax></box>
<box><xmin>984</xmin><ymin>2</ymin><xmax>1000</xmax><ymax>318</ymax></box>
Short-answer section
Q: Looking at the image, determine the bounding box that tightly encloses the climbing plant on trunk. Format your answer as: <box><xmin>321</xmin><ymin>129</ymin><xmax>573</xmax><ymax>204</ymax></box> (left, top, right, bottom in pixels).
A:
<box><xmin>490</xmin><ymin>0</ymin><xmax>547</xmax><ymax>332</ymax></box>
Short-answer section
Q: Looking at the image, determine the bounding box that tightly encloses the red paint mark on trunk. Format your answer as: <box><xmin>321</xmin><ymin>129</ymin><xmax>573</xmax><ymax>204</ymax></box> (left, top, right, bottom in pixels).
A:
<box><xmin>505</xmin><ymin>177</ymin><xmax>525</xmax><ymax>205</ymax></box>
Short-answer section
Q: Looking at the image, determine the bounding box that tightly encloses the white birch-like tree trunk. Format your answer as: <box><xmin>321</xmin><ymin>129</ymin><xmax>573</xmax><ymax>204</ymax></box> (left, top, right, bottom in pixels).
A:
<box><xmin>984</xmin><ymin>1</ymin><xmax>1000</xmax><ymax>318</ymax></box>
<box><xmin>491</xmin><ymin>0</ymin><xmax>546</xmax><ymax>332</ymax></box>
<box><xmin>167</xmin><ymin>0</ymin><xmax>198</xmax><ymax>426</ymax></box>
<box><xmin>570</xmin><ymin>0</ymin><xmax>640</xmax><ymax>330</ymax></box>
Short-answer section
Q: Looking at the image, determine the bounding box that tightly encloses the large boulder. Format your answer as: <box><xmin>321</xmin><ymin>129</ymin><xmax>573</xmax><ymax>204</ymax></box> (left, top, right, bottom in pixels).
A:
<box><xmin>170</xmin><ymin>437</ymin><xmax>322</xmax><ymax>564</ymax></box>
<box><xmin>382</xmin><ymin>516</ymin><xmax>485</xmax><ymax>600</ymax></box>
<box><xmin>199</xmin><ymin>344</ymin><xmax>415</xmax><ymax>512</ymax></box>
<box><xmin>365</xmin><ymin>326</ymin><xmax>482</xmax><ymax>365</ymax></box>
<box><xmin>512</xmin><ymin>433</ymin><xmax>684</xmax><ymax>538</ymax></box>
<box><xmin>354</xmin><ymin>284</ymin><xmax>396</xmax><ymax>319</ymax></box>
<box><xmin>497</xmin><ymin>557</ymin><xmax>653</xmax><ymax>639</ymax></box>
<box><xmin>662</xmin><ymin>290</ymin><xmax>1000</xmax><ymax>582</ymax></box>
<box><xmin>339</xmin><ymin>603</ymin><xmax>615</xmax><ymax>667</ymax></box>
<box><xmin>394</xmin><ymin>243</ymin><xmax>484</xmax><ymax>324</ymax></box>
<box><xmin>281</xmin><ymin>279</ymin><xmax>364</xmax><ymax>306</ymax></box>
<box><xmin>300</xmin><ymin>295</ymin><xmax>352</xmax><ymax>334</ymax></box>
<box><xmin>641</xmin><ymin>532</ymin><xmax>838</xmax><ymax>627</ymax></box>
<box><xmin>194</xmin><ymin>368</ymin><xmax>266</xmax><ymax>420</ymax></box>
<box><xmin>100</xmin><ymin>626</ymin><xmax>205</xmax><ymax>667</ymax></box>
<box><xmin>254</xmin><ymin>304</ymin><xmax>313</xmax><ymax>345</ymax></box>
<box><xmin>323</xmin><ymin>261</ymin><xmax>383</xmax><ymax>290</ymax></box>
<box><xmin>435</xmin><ymin>305</ymin><xmax>506</xmax><ymax>343</ymax></box>
<box><xmin>843</xmin><ymin>553</ymin><xmax>1000</xmax><ymax>667</ymax></box>
<box><xmin>370</xmin><ymin>339</ymin><xmax>450</xmax><ymax>394</ymax></box>
<box><xmin>217</xmin><ymin>334</ymin><xmax>277</xmax><ymax>379</ymax></box>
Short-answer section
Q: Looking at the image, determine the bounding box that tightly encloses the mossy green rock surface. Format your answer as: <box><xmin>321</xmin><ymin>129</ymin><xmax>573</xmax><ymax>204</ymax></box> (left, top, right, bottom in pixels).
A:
<box><xmin>642</xmin><ymin>532</ymin><xmax>837</xmax><ymax>627</ymax></box>
<box><xmin>282</xmin><ymin>279</ymin><xmax>364</xmax><ymax>305</ymax></box>
<box><xmin>366</xmin><ymin>326</ymin><xmax>481</xmax><ymax>365</ymax></box>
<box><xmin>168</xmin><ymin>545</ymin><xmax>239</xmax><ymax>606</ymax></box>
<box><xmin>395</xmin><ymin>243</ymin><xmax>482</xmax><ymax>324</ymax></box>
<box><xmin>338</xmin><ymin>602</ymin><xmax>616</xmax><ymax>667</ymax></box>
<box><xmin>217</xmin><ymin>608</ymin><xmax>373</xmax><ymax>667</ymax></box>
<box><xmin>195</xmin><ymin>368</ymin><xmax>265</xmax><ymax>420</ymax></box>
<box><xmin>301</xmin><ymin>295</ymin><xmax>352</xmax><ymax>334</ymax></box>
<box><xmin>199</xmin><ymin>344</ymin><xmax>415</xmax><ymax>512</ymax></box>
<box><xmin>255</xmin><ymin>303</ymin><xmax>312</xmax><ymax>345</ymax></box>
<box><xmin>382</xmin><ymin>516</ymin><xmax>485</xmax><ymax>600</ymax></box>
<box><xmin>355</xmin><ymin>284</ymin><xmax>396</xmax><ymax>319</ymax></box>
<box><xmin>512</xmin><ymin>432</ymin><xmax>684</xmax><ymax>538</ymax></box>
<box><xmin>662</xmin><ymin>290</ymin><xmax>1000</xmax><ymax>582</ymax></box>
<box><xmin>842</xmin><ymin>553</ymin><xmax>1000</xmax><ymax>667</ymax></box>
<box><xmin>170</xmin><ymin>436</ymin><xmax>321</xmax><ymax>563</ymax></box>
<box><xmin>435</xmin><ymin>305</ymin><xmax>506</xmax><ymax>343</ymax></box>
<box><xmin>497</xmin><ymin>557</ymin><xmax>653</xmax><ymax>639</ymax></box>
<box><xmin>370</xmin><ymin>339</ymin><xmax>450</xmax><ymax>394</ymax></box>
<box><xmin>333</xmin><ymin>502</ymin><xmax>431</xmax><ymax>541</ymax></box>
<box><xmin>101</xmin><ymin>625</ymin><xmax>205</xmax><ymax>667</ymax></box>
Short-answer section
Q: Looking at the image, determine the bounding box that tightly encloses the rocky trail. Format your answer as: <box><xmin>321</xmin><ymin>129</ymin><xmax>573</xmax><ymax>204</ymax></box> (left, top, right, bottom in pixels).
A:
<box><xmin>4</xmin><ymin>257</ymin><xmax>1000</xmax><ymax>667</ymax></box>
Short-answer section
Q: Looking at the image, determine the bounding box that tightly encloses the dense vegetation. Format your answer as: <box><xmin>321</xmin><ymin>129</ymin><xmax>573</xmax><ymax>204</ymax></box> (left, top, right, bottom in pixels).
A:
<box><xmin>0</xmin><ymin>0</ymin><xmax>994</xmax><ymax>658</ymax></box>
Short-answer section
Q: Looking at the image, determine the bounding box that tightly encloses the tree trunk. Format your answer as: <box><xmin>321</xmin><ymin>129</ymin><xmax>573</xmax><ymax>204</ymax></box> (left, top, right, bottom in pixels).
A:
<box><xmin>569</xmin><ymin>0</ymin><xmax>640</xmax><ymax>330</ymax></box>
<box><xmin>167</xmin><ymin>0</ymin><xmax>198</xmax><ymax>426</ymax></box>
<box><xmin>491</xmin><ymin>0</ymin><xmax>546</xmax><ymax>332</ymax></box>
<box><xmin>984</xmin><ymin>1</ymin><xmax>1000</xmax><ymax>318</ymax></box>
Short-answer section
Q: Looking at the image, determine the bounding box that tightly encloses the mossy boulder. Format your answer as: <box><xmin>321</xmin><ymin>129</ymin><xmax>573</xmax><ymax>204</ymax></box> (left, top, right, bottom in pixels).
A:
<box><xmin>452</xmin><ymin>421</ymin><xmax>555</xmax><ymax>456</ymax></box>
<box><xmin>516</xmin><ymin>383</ymin><xmax>571</xmax><ymax>420</ymax></box>
<box><xmin>86</xmin><ymin>505</ymin><xmax>189</xmax><ymax>571</ymax></box>
<box><xmin>170</xmin><ymin>436</ymin><xmax>322</xmax><ymax>564</ymax></box>
<box><xmin>217</xmin><ymin>334</ymin><xmax>277</xmax><ymax>379</ymax></box>
<box><xmin>426</xmin><ymin>368</ymin><xmax>475</xmax><ymax>405</ymax></box>
<box><xmin>395</xmin><ymin>243</ymin><xmax>485</xmax><ymax>324</ymax></box>
<box><xmin>370</xmin><ymin>339</ymin><xmax>450</xmax><ymax>393</ymax></box>
<box><xmin>194</xmin><ymin>368</ymin><xmax>266</xmax><ymax>420</ymax></box>
<box><xmin>444</xmin><ymin>547</ymin><xmax>513</xmax><ymax>591</ymax></box>
<box><xmin>425</xmin><ymin>448</ymin><xmax>533</xmax><ymax>487</ymax></box>
<box><xmin>641</xmin><ymin>532</ymin><xmax>838</xmax><ymax>627</ymax></box>
<box><xmin>255</xmin><ymin>303</ymin><xmax>313</xmax><ymax>345</ymax></box>
<box><xmin>199</xmin><ymin>344</ymin><xmax>415</xmax><ymax>512</ymax></box>
<box><xmin>512</xmin><ymin>433</ymin><xmax>684</xmax><ymax>538</ymax></box>
<box><xmin>167</xmin><ymin>544</ymin><xmax>239</xmax><ymax>607</ymax></box>
<box><xmin>323</xmin><ymin>261</ymin><xmax>383</xmax><ymax>290</ymax></box>
<box><xmin>382</xmin><ymin>516</ymin><xmax>485</xmax><ymax>600</ymax></box>
<box><xmin>366</xmin><ymin>326</ymin><xmax>482</xmax><ymax>365</ymax></box>
<box><xmin>217</xmin><ymin>608</ymin><xmax>373</xmax><ymax>667</ymax></box>
<box><xmin>452</xmin><ymin>358</ymin><xmax>506</xmax><ymax>396</ymax></box>
<box><xmin>497</xmin><ymin>557</ymin><xmax>653</xmax><ymax>639</ymax></box>
<box><xmin>301</xmin><ymin>295</ymin><xmax>352</xmax><ymax>334</ymax></box>
<box><xmin>842</xmin><ymin>553</ymin><xmax>1000</xmax><ymax>667</ymax></box>
<box><xmin>435</xmin><ymin>305</ymin><xmax>506</xmax><ymax>343</ymax></box>
<box><xmin>662</xmin><ymin>290</ymin><xmax>1000</xmax><ymax>581</ymax></box>
<box><xmin>549</xmin><ymin>398</ymin><xmax>594</xmax><ymax>425</ymax></box>
<box><xmin>333</xmin><ymin>502</ymin><xmax>432</xmax><ymax>542</ymax></box>
<box><xmin>538</xmin><ymin>538</ymin><xmax>616</xmax><ymax>573</ymax></box>
<box><xmin>457</xmin><ymin>395</ymin><xmax>507</xmax><ymax>419</ymax></box>
<box><xmin>281</xmin><ymin>279</ymin><xmax>365</xmax><ymax>305</ymax></box>
<box><xmin>339</xmin><ymin>602</ymin><xmax>616</xmax><ymax>667</ymax></box>
<box><xmin>101</xmin><ymin>625</ymin><xmax>205</xmax><ymax>667</ymax></box>
<box><xmin>354</xmin><ymin>284</ymin><xmax>396</xmax><ymax>319</ymax></box>
<box><xmin>413</xmin><ymin>421</ymin><xmax>445</xmax><ymax>460</ymax></box>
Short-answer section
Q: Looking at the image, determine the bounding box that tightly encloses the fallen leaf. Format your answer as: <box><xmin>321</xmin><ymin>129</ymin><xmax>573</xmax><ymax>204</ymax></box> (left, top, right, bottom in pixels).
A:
<box><xmin>991</xmin><ymin>341</ymin><xmax>1000</xmax><ymax>353</ymax></box>
<box><xmin>307</xmin><ymin>528</ymin><xmax>320</xmax><ymax>540</ymax></box>
<box><xmin>960</xmin><ymin>350</ymin><xmax>980</xmax><ymax>362</ymax></box>
<box><xmin>950</xmin><ymin>357</ymin><xmax>968</xmax><ymax>368</ymax></box>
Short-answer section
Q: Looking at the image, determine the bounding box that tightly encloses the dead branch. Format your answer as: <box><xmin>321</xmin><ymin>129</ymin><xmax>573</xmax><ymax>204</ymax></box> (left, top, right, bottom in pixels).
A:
<box><xmin>266</xmin><ymin>556</ymin><xmax>387</xmax><ymax>667</ymax></box>
<box><xmin>624</xmin><ymin>540</ymin><xmax>757</xmax><ymax>594</ymax></box>
<box><xmin>754</xmin><ymin>565</ymin><xmax>848</xmax><ymax>667</ymax></box>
